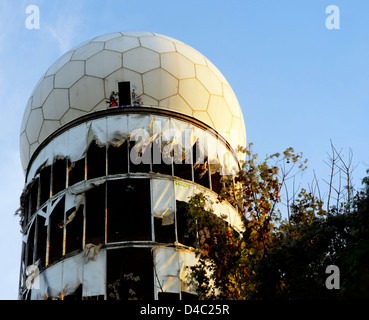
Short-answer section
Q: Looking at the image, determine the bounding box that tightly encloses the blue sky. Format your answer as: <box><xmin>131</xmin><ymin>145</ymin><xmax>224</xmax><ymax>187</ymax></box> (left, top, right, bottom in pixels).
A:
<box><xmin>1</xmin><ymin>0</ymin><xmax>369</xmax><ymax>299</ymax></box>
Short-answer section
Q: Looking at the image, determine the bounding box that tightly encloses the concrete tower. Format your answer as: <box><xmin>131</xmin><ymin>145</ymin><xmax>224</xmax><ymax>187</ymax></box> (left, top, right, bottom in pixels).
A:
<box><xmin>18</xmin><ymin>31</ymin><xmax>246</xmax><ymax>300</ymax></box>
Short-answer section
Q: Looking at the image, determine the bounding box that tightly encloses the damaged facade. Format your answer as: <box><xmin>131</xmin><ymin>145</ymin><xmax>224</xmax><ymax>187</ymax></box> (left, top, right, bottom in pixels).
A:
<box><xmin>18</xmin><ymin>32</ymin><xmax>246</xmax><ymax>300</ymax></box>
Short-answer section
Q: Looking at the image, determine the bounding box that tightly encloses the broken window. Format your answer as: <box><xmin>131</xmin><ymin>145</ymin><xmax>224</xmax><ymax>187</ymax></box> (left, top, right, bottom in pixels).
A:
<box><xmin>118</xmin><ymin>81</ymin><xmax>131</xmax><ymax>106</ymax></box>
<box><xmin>107</xmin><ymin>141</ymin><xmax>128</xmax><ymax>175</ymax></box>
<box><xmin>171</xmin><ymin>120</ymin><xmax>193</xmax><ymax>181</ymax></box>
<box><xmin>39</xmin><ymin>166</ymin><xmax>51</xmax><ymax>207</ymax></box>
<box><xmin>87</xmin><ymin>140</ymin><xmax>106</xmax><ymax>180</ymax></box>
<box><xmin>36</xmin><ymin>214</ymin><xmax>47</xmax><ymax>268</ymax></box>
<box><xmin>173</xmin><ymin>153</ymin><xmax>193</xmax><ymax>181</ymax></box>
<box><xmin>107</xmin><ymin>178</ymin><xmax>151</xmax><ymax>242</ymax></box>
<box><xmin>181</xmin><ymin>292</ymin><xmax>198</xmax><ymax>300</ymax></box>
<box><xmin>68</xmin><ymin>158</ymin><xmax>85</xmax><ymax>187</ymax></box>
<box><xmin>176</xmin><ymin>200</ymin><xmax>196</xmax><ymax>247</ymax></box>
<box><xmin>210</xmin><ymin>164</ymin><xmax>224</xmax><ymax>195</ymax></box>
<box><xmin>107</xmin><ymin>248</ymin><xmax>154</xmax><ymax>300</ymax></box>
<box><xmin>30</xmin><ymin>178</ymin><xmax>39</xmax><ymax>215</ymax></box>
<box><xmin>152</xmin><ymin>139</ymin><xmax>173</xmax><ymax>176</ymax></box>
<box><xmin>24</xmin><ymin>192</ymin><xmax>31</xmax><ymax>224</ymax></box>
<box><xmin>20</xmin><ymin>242</ymin><xmax>26</xmax><ymax>287</ymax></box>
<box><xmin>129</xmin><ymin>137</ymin><xmax>151</xmax><ymax>173</ymax></box>
<box><xmin>52</xmin><ymin>158</ymin><xmax>67</xmax><ymax>195</ymax></box>
<box><xmin>48</xmin><ymin>197</ymin><xmax>65</xmax><ymax>265</ymax></box>
<box><xmin>152</xmin><ymin>179</ymin><xmax>175</xmax><ymax>243</ymax></box>
<box><xmin>63</xmin><ymin>284</ymin><xmax>82</xmax><ymax>300</ymax></box>
<box><xmin>193</xmin><ymin>140</ymin><xmax>210</xmax><ymax>189</ymax></box>
<box><xmin>65</xmin><ymin>205</ymin><xmax>84</xmax><ymax>255</ymax></box>
<box><xmin>26</xmin><ymin>221</ymin><xmax>35</xmax><ymax>267</ymax></box>
<box><xmin>154</xmin><ymin>217</ymin><xmax>175</xmax><ymax>243</ymax></box>
<box><xmin>85</xmin><ymin>183</ymin><xmax>106</xmax><ymax>245</ymax></box>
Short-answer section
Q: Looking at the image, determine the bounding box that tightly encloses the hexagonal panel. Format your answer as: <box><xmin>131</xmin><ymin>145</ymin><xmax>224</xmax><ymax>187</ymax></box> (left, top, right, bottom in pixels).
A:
<box><xmin>21</xmin><ymin>97</ymin><xmax>32</xmax><ymax>133</ymax></box>
<box><xmin>179</xmin><ymin>78</ymin><xmax>209</xmax><ymax>111</ymax></box>
<box><xmin>20</xmin><ymin>132</ymin><xmax>30</xmax><ymax>170</ymax></box>
<box><xmin>140</xmin><ymin>36</ymin><xmax>175</xmax><ymax>53</ymax></box>
<box><xmin>122</xmin><ymin>31</ymin><xmax>153</xmax><ymax>37</ymax></box>
<box><xmin>223</xmin><ymin>84</ymin><xmax>241</xmax><ymax>119</ymax></box>
<box><xmin>45</xmin><ymin>51</ymin><xmax>74</xmax><ymax>76</ymax></box>
<box><xmin>207</xmin><ymin>95</ymin><xmax>232</xmax><ymax>132</ymax></box>
<box><xmin>26</xmin><ymin>108</ymin><xmax>43</xmax><ymax>144</ymax></box>
<box><xmin>70</xmin><ymin>76</ymin><xmax>105</xmax><ymax>112</ymax></box>
<box><xmin>55</xmin><ymin>60</ymin><xmax>85</xmax><ymax>88</ymax></box>
<box><xmin>175</xmin><ymin>42</ymin><xmax>206</xmax><ymax>65</ymax></box>
<box><xmin>29</xmin><ymin>142</ymin><xmax>40</xmax><ymax>157</ymax></box>
<box><xmin>105</xmin><ymin>68</ymin><xmax>143</xmax><ymax>98</ymax></box>
<box><xmin>123</xmin><ymin>47</ymin><xmax>159</xmax><ymax>73</ymax></box>
<box><xmin>43</xmin><ymin>89</ymin><xmax>69</xmax><ymax>120</ymax></box>
<box><xmin>196</xmin><ymin>65</ymin><xmax>222</xmax><ymax>95</ymax></box>
<box><xmin>230</xmin><ymin>117</ymin><xmax>244</xmax><ymax>148</ymax></box>
<box><xmin>143</xmin><ymin>69</ymin><xmax>178</xmax><ymax>101</ymax></box>
<box><xmin>153</xmin><ymin>33</ymin><xmax>182</xmax><ymax>44</ymax></box>
<box><xmin>31</xmin><ymin>75</ymin><xmax>54</xmax><ymax>109</ymax></box>
<box><xmin>161</xmin><ymin>52</ymin><xmax>195</xmax><ymax>79</ymax></box>
<box><xmin>206</xmin><ymin>58</ymin><xmax>228</xmax><ymax>84</ymax></box>
<box><xmin>71</xmin><ymin>42</ymin><xmax>104</xmax><ymax>60</ymax></box>
<box><xmin>86</xmin><ymin>50</ymin><xmax>122</xmax><ymax>78</ymax></box>
<box><xmin>105</xmin><ymin>36</ymin><xmax>140</xmax><ymax>53</ymax></box>
<box><xmin>61</xmin><ymin>108</ymin><xmax>86</xmax><ymax>125</ymax></box>
<box><xmin>91</xmin><ymin>32</ymin><xmax>122</xmax><ymax>42</ymax></box>
<box><xmin>38</xmin><ymin>120</ymin><xmax>60</xmax><ymax>143</ymax></box>
<box><xmin>193</xmin><ymin>111</ymin><xmax>214</xmax><ymax>127</ymax></box>
<box><xmin>160</xmin><ymin>95</ymin><xmax>193</xmax><ymax>115</ymax></box>
<box><xmin>140</xmin><ymin>94</ymin><xmax>159</xmax><ymax>106</ymax></box>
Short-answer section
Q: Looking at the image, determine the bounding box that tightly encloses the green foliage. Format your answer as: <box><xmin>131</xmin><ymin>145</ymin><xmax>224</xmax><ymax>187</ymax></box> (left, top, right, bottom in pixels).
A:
<box><xmin>184</xmin><ymin>145</ymin><xmax>369</xmax><ymax>300</ymax></box>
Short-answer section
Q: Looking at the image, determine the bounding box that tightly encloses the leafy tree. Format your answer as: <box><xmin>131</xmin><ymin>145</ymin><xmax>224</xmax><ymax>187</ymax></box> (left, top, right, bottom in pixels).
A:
<box><xmin>185</xmin><ymin>144</ymin><xmax>369</xmax><ymax>300</ymax></box>
<box><xmin>185</xmin><ymin>144</ymin><xmax>308</xmax><ymax>299</ymax></box>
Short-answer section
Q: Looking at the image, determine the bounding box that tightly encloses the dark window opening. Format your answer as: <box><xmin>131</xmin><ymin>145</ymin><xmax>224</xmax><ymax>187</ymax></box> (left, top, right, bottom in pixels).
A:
<box><xmin>36</xmin><ymin>214</ymin><xmax>47</xmax><ymax>268</ymax></box>
<box><xmin>30</xmin><ymin>178</ymin><xmax>39</xmax><ymax>215</ymax></box>
<box><xmin>193</xmin><ymin>141</ymin><xmax>210</xmax><ymax>189</ymax></box>
<box><xmin>64</xmin><ymin>284</ymin><xmax>82</xmax><ymax>300</ymax></box>
<box><xmin>87</xmin><ymin>140</ymin><xmax>106</xmax><ymax>180</ymax></box>
<box><xmin>21</xmin><ymin>243</ymin><xmax>26</xmax><ymax>284</ymax></box>
<box><xmin>24</xmin><ymin>192</ymin><xmax>31</xmax><ymax>224</ymax></box>
<box><xmin>107</xmin><ymin>248</ymin><xmax>154</xmax><ymax>300</ymax></box>
<box><xmin>107</xmin><ymin>141</ymin><xmax>128</xmax><ymax>175</ymax></box>
<box><xmin>210</xmin><ymin>167</ymin><xmax>224</xmax><ymax>195</ymax></box>
<box><xmin>181</xmin><ymin>292</ymin><xmax>198</xmax><ymax>300</ymax></box>
<box><xmin>68</xmin><ymin>158</ymin><xmax>85</xmax><ymax>187</ymax></box>
<box><xmin>154</xmin><ymin>217</ymin><xmax>175</xmax><ymax>243</ymax></box>
<box><xmin>118</xmin><ymin>81</ymin><xmax>131</xmax><ymax>106</ymax></box>
<box><xmin>65</xmin><ymin>205</ymin><xmax>84</xmax><ymax>255</ymax></box>
<box><xmin>173</xmin><ymin>150</ymin><xmax>192</xmax><ymax>181</ymax></box>
<box><xmin>39</xmin><ymin>166</ymin><xmax>51</xmax><ymax>206</ymax></box>
<box><xmin>152</xmin><ymin>140</ymin><xmax>172</xmax><ymax>176</ymax></box>
<box><xmin>48</xmin><ymin>197</ymin><xmax>65</xmax><ymax>265</ymax></box>
<box><xmin>107</xmin><ymin>178</ymin><xmax>151</xmax><ymax>242</ymax></box>
<box><xmin>129</xmin><ymin>139</ymin><xmax>151</xmax><ymax>173</ymax></box>
<box><xmin>176</xmin><ymin>200</ymin><xmax>196</xmax><ymax>247</ymax></box>
<box><xmin>52</xmin><ymin>159</ymin><xmax>67</xmax><ymax>195</ymax></box>
<box><xmin>26</xmin><ymin>222</ymin><xmax>35</xmax><ymax>267</ymax></box>
<box><xmin>85</xmin><ymin>183</ymin><xmax>106</xmax><ymax>245</ymax></box>
<box><xmin>158</xmin><ymin>292</ymin><xmax>180</xmax><ymax>300</ymax></box>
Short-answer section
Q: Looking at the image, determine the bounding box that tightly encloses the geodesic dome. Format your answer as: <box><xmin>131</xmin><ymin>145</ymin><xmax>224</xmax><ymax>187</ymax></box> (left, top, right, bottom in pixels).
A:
<box><xmin>20</xmin><ymin>31</ymin><xmax>246</xmax><ymax>172</ymax></box>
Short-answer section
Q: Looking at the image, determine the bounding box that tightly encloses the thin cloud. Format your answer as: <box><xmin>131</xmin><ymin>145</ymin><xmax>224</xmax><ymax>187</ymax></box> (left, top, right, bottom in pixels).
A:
<box><xmin>45</xmin><ymin>17</ymin><xmax>81</xmax><ymax>54</ymax></box>
<box><xmin>43</xmin><ymin>2</ymin><xmax>86</xmax><ymax>54</ymax></box>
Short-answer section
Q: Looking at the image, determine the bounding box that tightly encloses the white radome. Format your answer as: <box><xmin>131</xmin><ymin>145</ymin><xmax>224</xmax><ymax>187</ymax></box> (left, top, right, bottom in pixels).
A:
<box><xmin>20</xmin><ymin>31</ymin><xmax>246</xmax><ymax>172</ymax></box>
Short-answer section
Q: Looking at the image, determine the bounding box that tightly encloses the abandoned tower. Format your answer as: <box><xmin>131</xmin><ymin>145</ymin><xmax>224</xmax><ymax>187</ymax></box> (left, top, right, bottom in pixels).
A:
<box><xmin>18</xmin><ymin>31</ymin><xmax>246</xmax><ymax>300</ymax></box>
